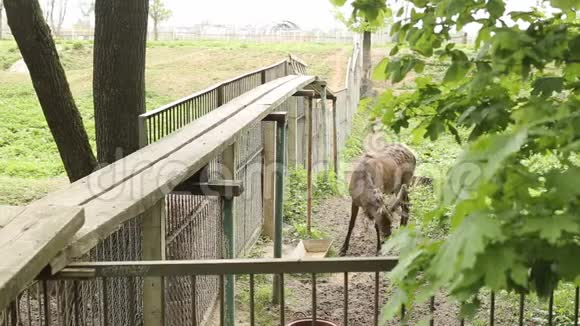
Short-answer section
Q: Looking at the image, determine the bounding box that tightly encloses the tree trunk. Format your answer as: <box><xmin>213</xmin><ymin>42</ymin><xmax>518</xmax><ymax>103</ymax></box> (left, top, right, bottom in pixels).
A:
<box><xmin>4</xmin><ymin>0</ymin><xmax>98</xmax><ymax>182</ymax></box>
<box><xmin>361</xmin><ymin>30</ymin><xmax>372</xmax><ymax>95</ymax></box>
<box><xmin>94</xmin><ymin>0</ymin><xmax>148</xmax><ymax>164</ymax></box>
<box><xmin>0</xmin><ymin>1</ymin><xmax>4</xmax><ymax>40</ymax></box>
<box><xmin>153</xmin><ymin>19</ymin><xmax>158</xmax><ymax>41</ymax></box>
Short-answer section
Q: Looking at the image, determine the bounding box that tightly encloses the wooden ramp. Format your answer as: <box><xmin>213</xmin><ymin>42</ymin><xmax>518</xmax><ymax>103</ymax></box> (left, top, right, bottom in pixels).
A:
<box><xmin>0</xmin><ymin>205</ymin><xmax>84</xmax><ymax>310</ymax></box>
<box><xmin>17</xmin><ymin>75</ymin><xmax>319</xmax><ymax>272</ymax></box>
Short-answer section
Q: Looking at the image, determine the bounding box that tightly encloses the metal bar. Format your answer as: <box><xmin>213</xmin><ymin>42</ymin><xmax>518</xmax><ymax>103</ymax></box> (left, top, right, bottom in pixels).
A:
<box><xmin>307</xmin><ymin>97</ymin><xmax>313</xmax><ymax>235</ymax></box>
<box><xmin>274</xmin><ymin>118</ymin><xmax>286</xmax><ymax>260</ymax></box>
<box><xmin>575</xmin><ymin>286</ymin><xmax>579</xmax><ymax>326</ymax></box>
<box><xmin>219</xmin><ymin>275</ymin><xmax>225</xmax><ymax>326</ymax></box>
<box><xmin>490</xmin><ymin>291</ymin><xmax>495</xmax><ymax>326</ymax></box>
<box><xmin>331</xmin><ymin>99</ymin><xmax>338</xmax><ymax>176</ymax></box>
<box><xmin>42</xmin><ymin>281</ymin><xmax>50</xmax><ymax>326</ymax></box>
<box><xmin>250</xmin><ymin>274</ymin><xmax>255</xmax><ymax>326</ymax></box>
<box><xmin>279</xmin><ymin>274</ymin><xmax>285</xmax><ymax>326</ymax></box>
<box><xmin>430</xmin><ymin>296</ymin><xmax>435</xmax><ymax>326</ymax></box>
<box><xmin>102</xmin><ymin>278</ymin><xmax>109</xmax><ymax>326</ymax></box>
<box><xmin>223</xmin><ymin>197</ymin><xmax>235</xmax><ymax>326</ymax></box>
<box><xmin>400</xmin><ymin>304</ymin><xmax>405</xmax><ymax>323</ymax></box>
<box><xmin>191</xmin><ymin>275</ymin><xmax>197</xmax><ymax>326</ymax></box>
<box><xmin>374</xmin><ymin>272</ymin><xmax>379</xmax><ymax>326</ymax></box>
<box><xmin>548</xmin><ymin>291</ymin><xmax>554</xmax><ymax>326</ymax></box>
<box><xmin>50</xmin><ymin>257</ymin><xmax>399</xmax><ymax>279</ymax></box>
<box><xmin>344</xmin><ymin>272</ymin><xmax>348</xmax><ymax>326</ymax></box>
<box><xmin>519</xmin><ymin>293</ymin><xmax>524</xmax><ymax>326</ymax></box>
<box><xmin>312</xmin><ymin>274</ymin><xmax>317</xmax><ymax>324</ymax></box>
<box><xmin>73</xmin><ymin>281</ymin><xmax>80</xmax><ymax>326</ymax></box>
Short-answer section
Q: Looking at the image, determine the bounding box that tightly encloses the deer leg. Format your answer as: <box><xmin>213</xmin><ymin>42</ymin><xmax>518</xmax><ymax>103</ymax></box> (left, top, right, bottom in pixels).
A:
<box><xmin>375</xmin><ymin>223</ymin><xmax>382</xmax><ymax>256</ymax></box>
<box><xmin>400</xmin><ymin>186</ymin><xmax>410</xmax><ymax>226</ymax></box>
<box><xmin>339</xmin><ymin>202</ymin><xmax>359</xmax><ymax>256</ymax></box>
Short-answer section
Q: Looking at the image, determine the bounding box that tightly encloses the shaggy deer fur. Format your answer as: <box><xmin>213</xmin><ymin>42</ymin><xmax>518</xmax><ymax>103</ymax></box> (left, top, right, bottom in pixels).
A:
<box><xmin>339</xmin><ymin>143</ymin><xmax>416</xmax><ymax>256</ymax></box>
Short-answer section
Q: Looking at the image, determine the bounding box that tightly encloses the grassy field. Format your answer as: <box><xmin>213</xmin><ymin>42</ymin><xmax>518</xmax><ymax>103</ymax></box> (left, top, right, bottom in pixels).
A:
<box><xmin>0</xmin><ymin>39</ymin><xmax>350</xmax><ymax>205</ymax></box>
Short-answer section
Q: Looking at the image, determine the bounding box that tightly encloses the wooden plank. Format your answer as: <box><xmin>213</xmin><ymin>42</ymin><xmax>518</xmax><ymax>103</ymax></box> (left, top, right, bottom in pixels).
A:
<box><xmin>49</xmin><ymin>257</ymin><xmax>399</xmax><ymax>278</ymax></box>
<box><xmin>287</xmin><ymin>98</ymin><xmax>298</xmax><ymax>168</ymax></box>
<box><xmin>49</xmin><ymin>75</ymin><xmax>317</xmax><ymax>269</ymax></box>
<box><xmin>0</xmin><ymin>205</ymin><xmax>84</xmax><ymax>310</ymax></box>
<box><xmin>173</xmin><ymin>180</ymin><xmax>244</xmax><ymax>198</ymax></box>
<box><xmin>0</xmin><ymin>205</ymin><xmax>25</xmax><ymax>230</ymax></box>
<box><xmin>262</xmin><ymin>122</ymin><xmax>276</xmax><ymax>240</ymax></box>
<box><xmin>142</xmin><ymin>199</ymin><xmax>166</xmax><ymax>326</ymax></box>
<box><xmin>34</xmin><ymin>76</ymin><xmax>297</xmax><ymax>210</ymax></box>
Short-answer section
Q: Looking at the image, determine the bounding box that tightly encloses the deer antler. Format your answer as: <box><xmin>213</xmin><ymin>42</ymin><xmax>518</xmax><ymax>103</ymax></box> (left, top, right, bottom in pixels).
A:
<box><xmin>389</xmin><ymin>184</ymin><xmax>407</xmax><ymax>212</ymax></box>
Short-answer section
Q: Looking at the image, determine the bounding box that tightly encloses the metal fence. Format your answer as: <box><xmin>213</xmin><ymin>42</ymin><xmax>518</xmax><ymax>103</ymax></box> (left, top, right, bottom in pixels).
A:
<box><xmin>3</xmin><ymin>215</ymin><xmax>145</xmax><ymax>326</ymax></box>
<box><xmin>31</xmin><ymin>257</ymin><xmax>580</xmax><ymax>326</ymax></box>
<box><xmin>2</xmin><ymin>38</ymin><xmax>362</xmax><ymax>326</ymax></box>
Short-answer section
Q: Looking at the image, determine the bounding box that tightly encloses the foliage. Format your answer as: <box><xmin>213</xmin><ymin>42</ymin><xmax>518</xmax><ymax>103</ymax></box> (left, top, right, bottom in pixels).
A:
<box><xmin>236</xmin><ymin>273</ymin><xmax>282</xmax><ymax>325</ymax></box>
<box><xmin>149</xmin><ymin>0</ymin><xmax>172</xmax><ymax>24</ymax></box>
<box><xmin>314</xmin><ymin>170</ymin><xmax>340</xmax><ymax>199</ymax></box>
<box><xmin>291</xmin><ymin>222</ymin><xmax>330</xmax><ymax>240</ymax></box>
<box><xmin>0</xmin><ymin>39</ymin><xmax>346</xmax><ymax>204</ymax></box>
<box><xmin>336</xmin><ymin>0</ymin><xmax>580</xmax><ymax>321</ymax></box>
<box><xmin>343</xmin><ymin>97</ymin><xmax>374</xmax><ymax>160</ymax></box>
<box><xmin>284</xmin><ymin>167</ymin><xmax>342</xmax><ymax>223</ymax></box>
<box><xmin>331</xmin><ymin>0</ymin><xmax>391</xmax><ymax>31</ymax></box>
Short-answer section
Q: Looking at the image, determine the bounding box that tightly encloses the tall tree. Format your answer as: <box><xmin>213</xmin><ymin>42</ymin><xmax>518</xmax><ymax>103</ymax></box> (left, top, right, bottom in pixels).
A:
<box><xmin>94</xmin><ymin>0</ymin><xmax>148</xmax><ymax>164</ymax></box>
<box><xmin>149</xmin><ymin>0</ymin><xmax>171</xmax><ymax>41</ymax></box>
<box><xmin>0</xmin><ymin>0</ymin><xmax>4</xmax><ymax>40</ymax></box>
<box><xmin>4</xmin><ymin>0</ymin><xmax>97</xmax><ymax>182</ymax></box>
<box><xmin>335</xmin><ymin>0</ymin><xmax>580</xmax><ymax>321</ymax></box>
<box><xmin>43</xmin><ymin>0</ymin><xmax>67</xmax><ymax>36</ymax></box>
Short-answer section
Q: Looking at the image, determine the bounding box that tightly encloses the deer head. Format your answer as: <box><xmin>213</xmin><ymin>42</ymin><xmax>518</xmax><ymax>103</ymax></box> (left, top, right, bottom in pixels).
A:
<box><xmin>374</xmin><ymin>185</ymin><xmax>407</xmax><ymax>235</ymax></box>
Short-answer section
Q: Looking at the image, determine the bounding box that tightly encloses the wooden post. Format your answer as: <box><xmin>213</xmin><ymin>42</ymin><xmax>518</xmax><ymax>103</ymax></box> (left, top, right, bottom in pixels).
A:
<box><xmin>306</xmin><ymin>96</ymin><xmax>313</xmax><ymax>235</ymax></box>
<box><xmin>320</xmin><ymin>86</ymin><xmax>329</xmax><ymax>171</ymax></box>
<box><xmin>222</xmin><ymin>143</ymin><xmax>236</xmax><ymax>326</ymax></box>
<box><xmin>362</xmin><ymin>30</ymin><xmax>372</xmax><ymax>95</ymax></box>
<box><xmin>287</xmin><ymin>97</ymin><xmax>298</xmax><ymax>168</ymax></box>
<box><xmin>269</xmin><ymin>113</ymin><xmax>287</xmax><ymax>304</ymax></box>
<box><xmin>138</xmin><ymin>115</ymin><xmax>148</xmax><ymax>148</ymax></box>
<box><xmin>142</xmin><ymin>199</ymin><xmax>166</xmax><ymax>326</ymax></box>
<box><xmin>332</xmin><ymin>98</ymin><xmax>339</xmax><ymax>176</ymax></box>
<box><xmin>262</xmin><ymin>123</ymin><xmax>276</xmax><ymax>239</ymax></box>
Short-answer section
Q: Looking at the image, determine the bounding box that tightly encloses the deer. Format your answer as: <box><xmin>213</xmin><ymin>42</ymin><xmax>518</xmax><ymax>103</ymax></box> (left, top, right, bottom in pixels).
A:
<box><xmin>339</xmin><ymin>143</ymin><xmax>416</xmax><ymax>256</ymax></box>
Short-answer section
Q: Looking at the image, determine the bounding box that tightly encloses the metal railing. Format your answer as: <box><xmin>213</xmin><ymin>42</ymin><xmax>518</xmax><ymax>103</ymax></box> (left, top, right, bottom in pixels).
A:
<box><xmin>31</xmin><ymin>258</ymin><xmax>580</xmax><ymax>326</ymax></box>
<box><xmin>40</xmin><ymin>257</ymin><xmax>397</xmax><ymax>326</ymax></box>
<box><xmin>138</xmin><ymin>55</ymin><xmax>307</xmax><ymax>147</ymax></box>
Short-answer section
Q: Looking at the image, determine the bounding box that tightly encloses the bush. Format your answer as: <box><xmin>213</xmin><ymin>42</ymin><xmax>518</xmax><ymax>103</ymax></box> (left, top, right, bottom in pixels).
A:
<box><xmin>342</xmin><ymin>98</ymin><xmax>373</xmax><ymax>160</ymax></box>
<box><xmin>283</xmin><ymin>167</ymin><xmax>343</xmax><ymax>223</ymax></box>
<box><xmin>72</xmin><ymin>42</ymin><xmax>84</xmax><ymax>50</ymax></box>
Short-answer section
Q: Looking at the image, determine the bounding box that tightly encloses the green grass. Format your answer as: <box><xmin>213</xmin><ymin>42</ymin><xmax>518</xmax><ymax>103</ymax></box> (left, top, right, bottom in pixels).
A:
<box><xmin>0</xmin><ymin>39</ymin><xmax>348</xmax><ymax>204</ymax></box>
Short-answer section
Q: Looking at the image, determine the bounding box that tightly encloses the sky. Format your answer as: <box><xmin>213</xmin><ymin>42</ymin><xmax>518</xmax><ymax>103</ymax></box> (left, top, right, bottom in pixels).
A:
<box><xmin>59</xmin><ymin>0</ymin><xmax>542</xmax><ymax>32</ymax></box>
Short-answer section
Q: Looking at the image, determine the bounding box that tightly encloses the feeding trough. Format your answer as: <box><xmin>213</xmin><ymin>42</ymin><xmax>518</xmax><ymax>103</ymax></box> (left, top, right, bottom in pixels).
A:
<box><xmin>290</xmin><ymin>239</ymin><xmax>333</xmax><ymax>259</ymax></box>
<box><xmin>287</xmin><ymin>319</ymin><xmax>338</xmax><ymax>326</ymax></box>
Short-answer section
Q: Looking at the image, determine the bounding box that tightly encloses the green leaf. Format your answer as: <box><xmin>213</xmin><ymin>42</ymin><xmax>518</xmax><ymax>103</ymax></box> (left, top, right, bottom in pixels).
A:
<box><xmin>372</xmin><ymin>57</ymin><xmax>389</xmax><ymax>80</ymax></box>
<box><xmin>414</xmin><ymin>60</ymin><xmax>425</xmax><ymax>73</ymax></box>
<box><xmin>445</xmin><ymin>129</ymin><xmax>528</xmax><ymax>205</ymax></box>
<box><xmin>431</xmin><ymin>214</ymin><xmax>504</xmax><ymax>281</ymax></box>
<box><xmin>532</xmin><ymin>77</ymin><xmax>565</xmax><ymax>97</ymax></box>
<box><xmin>550</xmin><ymin>0</ymin><xmax>580</xmax><ymax>10</ymax></box>
<box><xmin>443</xmin><ymin>60</ymin><xmax>471</xmax><ymax>84</ymax></box>
<box><xmin>487</xmin><ymin>0</ymin><xmax>506</xmax><ymax>18</ymax></box>
<box><xmin>329</xmin><ymin>0</ymin><xmax>347</xmax><ymax>6</ymax></box>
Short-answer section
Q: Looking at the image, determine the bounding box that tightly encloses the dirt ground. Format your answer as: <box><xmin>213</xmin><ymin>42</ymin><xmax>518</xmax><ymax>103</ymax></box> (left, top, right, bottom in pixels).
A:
<box><xmin>282</xmin><ymin>196</ymin><xmax>462</xmax><ymax>326</ymax></box>
<box><xmin>228</xmin><ymin>195</ymin><xmax>463</xmax><ymax>326</ymax></box>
